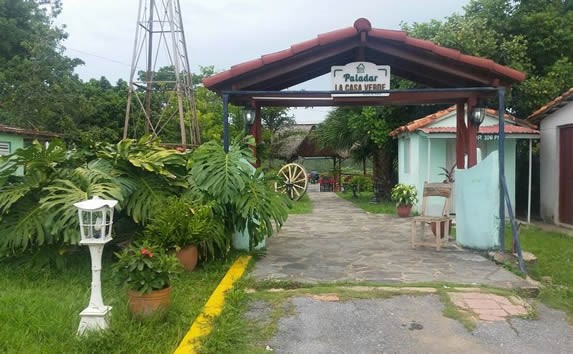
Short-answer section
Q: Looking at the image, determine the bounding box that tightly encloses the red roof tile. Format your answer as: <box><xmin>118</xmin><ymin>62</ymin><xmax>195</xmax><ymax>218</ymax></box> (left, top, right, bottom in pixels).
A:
<box><xmin>420</xmin><ymin>125</ymin><xmax>539</xmax><ymax>135</ymax></box>
<box><xmin>528</xmin><ymin>87</ymin><xmax>573</xmax><ymax>123</ymax></box>
<box><xmin>389</xmin><ymin>105</ymin><xmax>536</xmax><ymax>137</ymax></box>
<box><xmin>203</xmin><ymin>18</ymin><xmax>526</xmax><ymax>90</ymax></box>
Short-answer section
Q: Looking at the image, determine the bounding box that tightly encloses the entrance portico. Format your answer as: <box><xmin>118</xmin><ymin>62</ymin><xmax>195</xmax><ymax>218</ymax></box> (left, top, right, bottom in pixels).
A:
<box><xmin>204</xmin><ymin>18</ymin><xmax>526</xmax><ymax>264</ymax></box>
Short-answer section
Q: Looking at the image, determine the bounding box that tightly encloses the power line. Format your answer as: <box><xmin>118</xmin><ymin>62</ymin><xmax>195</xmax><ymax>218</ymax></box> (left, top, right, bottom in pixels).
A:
<box><xmin>65</xmin><ymin>47</ymin><xmax>136</xmax><ymax>69</ymax></box>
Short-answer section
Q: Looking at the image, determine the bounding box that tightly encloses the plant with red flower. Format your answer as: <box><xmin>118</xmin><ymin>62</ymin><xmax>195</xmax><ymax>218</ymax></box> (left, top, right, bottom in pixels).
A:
<box><xmin>113</xmin><ymin>241</ymin><xmax>181</xmax><ymax>293</ymax></box>
<box><xmin>140</xmin><ymin>248</ymin><xmax>154</xmax><ymax>257</ymax></box>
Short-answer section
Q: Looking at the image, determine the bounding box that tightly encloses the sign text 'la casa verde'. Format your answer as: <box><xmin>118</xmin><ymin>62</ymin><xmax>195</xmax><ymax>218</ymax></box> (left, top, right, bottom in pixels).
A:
<box><xmin>331</xmin><ymin>62</ymin><xmax>391</xmax><ymax>96</ymax></box>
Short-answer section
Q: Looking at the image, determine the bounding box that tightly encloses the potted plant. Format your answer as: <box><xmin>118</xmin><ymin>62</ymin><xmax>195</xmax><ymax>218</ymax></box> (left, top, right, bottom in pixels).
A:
<box><xmin>144</xmin><ymin>197</ymin><xmax>225</xmax><ymax>271</ymax></box>
<box><xmin>112</xmin><ymin>241</ymin><xmax>181</xmax><ymax>317</ymax></box>
<box><xmin>391</xmin><ymin>183</ymin><xmax>418</xmax><ymax>217</ymax></box>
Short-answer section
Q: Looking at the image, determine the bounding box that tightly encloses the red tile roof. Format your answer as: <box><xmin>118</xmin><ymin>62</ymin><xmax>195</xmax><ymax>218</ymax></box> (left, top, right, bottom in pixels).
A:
<box><xmin>203</xmin><ymin>18</ymin><xmax>525</xmax><ymax>91</ymax></box>
<box><xmin>389</xmin><ymin>106</ymin><xmax>537</xmax><ymax>137</ymax></box>
<box><xmin>420</xmin><ymin>125</ymin><xmax>539</xmax><ymax>135</ymax></box>
<box><xmin>0</xmin><ymin>124</ymin><xmax>62</xmax><ymax>139</ymax></box>
<box><xmin>527</xmin><ymin>87</ymin><xmax>573</xmax><ymax>124</ymax></box>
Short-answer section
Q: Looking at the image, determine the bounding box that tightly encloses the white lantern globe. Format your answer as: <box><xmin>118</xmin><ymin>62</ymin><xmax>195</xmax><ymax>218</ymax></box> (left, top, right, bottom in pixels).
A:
<box><xmin>74</xmin><ymin>196</ymin><xmax>118</xmax><ymax>244</ymax></box>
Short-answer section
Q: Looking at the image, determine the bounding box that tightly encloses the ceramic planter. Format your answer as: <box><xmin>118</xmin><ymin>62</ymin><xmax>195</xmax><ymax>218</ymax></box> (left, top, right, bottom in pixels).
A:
<box><xmin>127</xmin><ymin>287</ymin><xmax>171</xmax><ymax>317</ymax></box>
<box><xmin>397</xmin><ymin>204</ymin><xmax>412</xmax><ymax>217</ymax></box>
<box><xmin>430</xmin><ymin>220</ymin><xmax>451</xmax><ymax>239</ymax></box>
<box><xmin>176</xmin><ymin>245</ymin><xmax>199</xmax><ymax>272</ymax></box>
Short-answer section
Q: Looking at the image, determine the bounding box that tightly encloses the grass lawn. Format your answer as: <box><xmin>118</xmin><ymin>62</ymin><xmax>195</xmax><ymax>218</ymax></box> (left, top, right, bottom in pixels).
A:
<box><xmin>505</xmin><ymin>225</ymin><xmax>573</xmax><ymax>320</ymax></box>
<box><xmin>287</xmin><ymin>194</ymin><xmax>312</xmax><ymax>214</ymax></box>
<box><xmin>0</xmin><ymin>250</ymin><xmax>236</xmax><ymax>354</ymax></box>
<box><xmin>337</xmin><ymin>192</ymin><xmax>396</xmax><ymax>214</ymax></box>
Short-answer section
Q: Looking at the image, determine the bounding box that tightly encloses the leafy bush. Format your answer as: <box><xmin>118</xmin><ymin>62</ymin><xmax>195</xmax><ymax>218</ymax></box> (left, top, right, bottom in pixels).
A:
<box><xmin>0</xmin><ymin>136</ymin><xmax>188</xmax><ymax>258</ymax></box>
<box><xmin>0</xmin><ymin>135</ymin><xmax>288</xmax><ymax>263</ymax></box>
<box><xmin>188</xmin><ymin>137</ymin><xmax>289</xmax><ymax>249</ymax></box>
<box><xmin>143</xmin><ymin>197</ymin><xmax>226</xmax><ymax>259</ymax></box>
<box><xmin>391</xmin><ymin>183</ymin><xmax>418</xmax><ymax>207</ymax></box>
<box><xmin>350</xmin><ymin>175</ymin><xmax>372</xmax><ymax>193</ymax></box>
<box><xmin>112</xmin><ymin>241</ymin><xmax>181</xmax><ymax>293</ymax></box>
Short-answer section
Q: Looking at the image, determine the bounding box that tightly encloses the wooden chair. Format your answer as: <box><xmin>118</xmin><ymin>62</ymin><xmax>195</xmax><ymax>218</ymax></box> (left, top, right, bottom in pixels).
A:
<box><xmin>411</xmin><ymin>182</ymin><xmax>452</xmax><ymax>251</ymax></box>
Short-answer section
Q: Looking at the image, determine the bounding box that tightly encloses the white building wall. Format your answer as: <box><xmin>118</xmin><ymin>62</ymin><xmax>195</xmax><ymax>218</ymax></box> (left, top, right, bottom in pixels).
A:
<box><xmin>539</xmin><ymin>103</ymin><xmax>573</xmax><ymax>223</ymax></box>
<box><xmin>398</xmin><ymin>134</ymin><xmax>422</xmax><ymax>211</ymax></box>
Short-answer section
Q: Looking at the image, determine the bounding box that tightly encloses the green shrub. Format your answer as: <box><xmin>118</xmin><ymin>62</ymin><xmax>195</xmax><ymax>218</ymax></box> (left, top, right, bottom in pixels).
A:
<box><xmin>390</xmin><ymin>183</ymin><xmax>418</xmax><ymax>206</ymax></box>
<box><xmin>350</xmin><ymin>175</ymin><xmax>372</xmax><ymax>193</ymax></box>
<box><xmin>112</xmin><ymin>241</ymin><xmax>181</xmax><ymax>293</ymax></box>
<box><xmin>143</xmin><ymin>197</ymin><xmax>227</xmax><ymax>259</ymax></box>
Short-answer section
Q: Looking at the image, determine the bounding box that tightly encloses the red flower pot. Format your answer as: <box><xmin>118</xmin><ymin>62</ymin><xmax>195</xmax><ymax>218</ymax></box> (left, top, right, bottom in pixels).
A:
<box><xmin>397</xmin><ymin>204</ymin><xmax>412</xmax><ymax>217</ymax></box>
<box><xmin>430</xmin><ymin>220</ymin><xmax>451</xmax><ymax>239</ymax></box>
<box><xmin>128</xmin><ymin>287</ymin><xmax>171</xmax><ymax>317</ymax></box>
<box><xmin>176</xmin><ymin>245</ymin><xmax>199</xmax><ymax>272</ymax></box>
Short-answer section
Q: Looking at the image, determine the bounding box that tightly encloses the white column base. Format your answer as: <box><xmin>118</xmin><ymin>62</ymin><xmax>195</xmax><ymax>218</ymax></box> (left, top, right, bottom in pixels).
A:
<box><xmin>77</xmin><ymin>305</ymin><xmax>112</xmax><ymax>335</ymax></box>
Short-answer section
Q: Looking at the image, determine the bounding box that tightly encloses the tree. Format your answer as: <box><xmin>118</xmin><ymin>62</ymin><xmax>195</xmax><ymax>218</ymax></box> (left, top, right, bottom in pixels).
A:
<box><xmin>0</xmin><ymin>0</ymin><xmax>84</xmax><ymax>133</ymax></box>
<box><xmin>402</xmin><ymin>0</ymin><xmax>573</xmax><ymax>118</ymax></box>
<box><xmin>260</xmin><ymin>107</ymin><xmax>295</xmax><ymax>168</ymax></box>
<box><xmin>317</xmin><ymin>81</ymin><xmax>443</xmax><ymax>198</ymax></box>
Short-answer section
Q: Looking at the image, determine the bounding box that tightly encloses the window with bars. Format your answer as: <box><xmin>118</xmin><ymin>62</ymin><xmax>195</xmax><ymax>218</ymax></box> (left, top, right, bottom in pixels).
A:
<box><xmin>0</xmin><ymin>142</ymin><xmax>10</xmax><ymax>156</ymax></box>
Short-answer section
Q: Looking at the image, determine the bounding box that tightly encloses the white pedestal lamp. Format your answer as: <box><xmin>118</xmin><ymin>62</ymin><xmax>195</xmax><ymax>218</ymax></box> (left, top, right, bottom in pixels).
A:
<box><xmin>74</xmin><ymin>196</ymin><xmax>117</xmax><ymax>335</ymax></box>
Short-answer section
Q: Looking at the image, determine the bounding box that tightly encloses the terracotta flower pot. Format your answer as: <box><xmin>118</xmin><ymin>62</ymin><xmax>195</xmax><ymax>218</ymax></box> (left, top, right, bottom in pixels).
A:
<box><xmin>128</xmin><ymin>287</ymin><xmax>171</xmax><ymax>317</ymax></box>
<box><xmin>176</xmin><ymin>245</ymin><xmax>198</xmax><ymax>272</ymax></box>
<box><xmin>397</xmin><ymin>204</ymin><xmax>412</xmax><ymax>217</ymax></box>
<box><xmin>430</xmin><ymin>220</ymin><xmax>451</xmax><ymax>239</ymax></box>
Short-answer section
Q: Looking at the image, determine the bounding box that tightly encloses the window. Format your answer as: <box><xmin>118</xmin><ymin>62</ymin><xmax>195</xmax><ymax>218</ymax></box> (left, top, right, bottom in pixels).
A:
<box><xmin>0</xmin><ymin>142</ymin><xmax>10</xmax><ymax>156</ymax></box>
<box><xmin>403</xmin><ymin>138</ymin><xmax>410</xmax><ymax>173</ymax></box>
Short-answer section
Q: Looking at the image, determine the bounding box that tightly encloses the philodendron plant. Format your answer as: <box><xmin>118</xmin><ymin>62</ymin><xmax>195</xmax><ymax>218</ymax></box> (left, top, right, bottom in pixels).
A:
<box><xmin>391</xmin><ymin>183</ymin><xmax>418</xmax><ymax>207</ymax></box>
<box><xmin>188</xmin><ymin>136</ymin><xmax>289</xmax><ymax>250</ymax></box>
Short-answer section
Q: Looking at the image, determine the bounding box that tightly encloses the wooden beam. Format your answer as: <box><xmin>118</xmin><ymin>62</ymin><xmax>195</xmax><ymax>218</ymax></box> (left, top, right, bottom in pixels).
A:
<box><xmin>251</xmin><ymin>54</ymin><xmax>354</xmax><ymax>91</ymax></box>
<box><xmin>366</xmin><ymin>50</ymin><xmax>469</xmax><ymax>87</ymax></box>
<box><xmin>367</xmin><ymin>42</ymin><xmax>492</xmax><ymax>85</ymax></box>
<box><xmin>230</xmin><ymin>39</ymin><xmax>360</xmax><ymax>90</ymax></box>
<box><xmin>231</xmin><ymin>90</ymin><xmax>487</xmax><ymax>107</ymax></box>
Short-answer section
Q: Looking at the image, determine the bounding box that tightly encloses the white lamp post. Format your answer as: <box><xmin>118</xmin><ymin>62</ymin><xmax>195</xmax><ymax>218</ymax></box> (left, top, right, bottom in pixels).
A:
<box><xmin>74</xmin><ymin>196</ymin><xmax>118</xmax><ymax>335</ymax></box>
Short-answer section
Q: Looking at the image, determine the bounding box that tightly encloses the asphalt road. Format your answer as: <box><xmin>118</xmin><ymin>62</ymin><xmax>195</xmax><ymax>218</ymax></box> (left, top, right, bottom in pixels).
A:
<box><xmin>259</xmin><ymin>295</ymin><xmax>573</xmax><ymax>354</ymax></box>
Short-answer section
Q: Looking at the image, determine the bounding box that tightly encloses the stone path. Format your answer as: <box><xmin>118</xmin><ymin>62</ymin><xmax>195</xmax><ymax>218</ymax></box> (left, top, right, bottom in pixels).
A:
<box><xmin>449</xmin><ymin>292</ymin><xmax>530</xmax><ymax>321</ymax></box>
<box><xmin>252</xmin><ymin>192</ymin><xmax>530</xmax><ymax>289</ymax></box>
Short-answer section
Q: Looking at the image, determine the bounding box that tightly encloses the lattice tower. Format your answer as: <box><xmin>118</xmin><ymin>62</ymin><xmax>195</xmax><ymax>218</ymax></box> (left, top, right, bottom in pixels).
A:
<box><xmin>123</xmin><ymin>0</ymin><xmax>200</xmax><ymax>147</ymax></box>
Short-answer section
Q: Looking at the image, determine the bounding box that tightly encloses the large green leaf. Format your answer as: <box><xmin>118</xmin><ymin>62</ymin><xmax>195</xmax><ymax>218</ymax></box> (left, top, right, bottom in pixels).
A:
<box><xmin>0</xmin><ymin>182</ymin><xmax>34</xmax><ymax>214</ymax></box>
<box><xmin>0</xmin><ymin>196</ymin><xmax>51</xmax><ymax>253</ymax></box>
<box><xmin>190</xmin><ymin>140</ymin><xmax>254</xmax><ymax>204</ymax></box>
<box><xmin>123</xmin><ymin>173</ymin><xmax>176</xmax><ymax>224</ymax></box>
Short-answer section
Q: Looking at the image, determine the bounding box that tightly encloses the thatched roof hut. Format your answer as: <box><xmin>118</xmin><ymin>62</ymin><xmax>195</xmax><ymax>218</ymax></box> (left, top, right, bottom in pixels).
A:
<box><xmin>276</xmin><ymin>124</ymin><xmax>347</xmax><ymax>162</ymax></box>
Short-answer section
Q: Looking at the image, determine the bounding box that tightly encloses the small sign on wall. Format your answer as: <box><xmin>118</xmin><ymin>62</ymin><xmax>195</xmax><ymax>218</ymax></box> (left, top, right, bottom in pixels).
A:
<box><xmin>331</xmin><ymin>62</ymin><xmax>390</xmax><ymax>97</ymax></box>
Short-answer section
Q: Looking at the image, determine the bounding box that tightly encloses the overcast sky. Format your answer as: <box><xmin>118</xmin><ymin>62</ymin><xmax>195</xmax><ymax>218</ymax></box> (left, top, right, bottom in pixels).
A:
<box><xmin>56</xmin><ymin>0</ymin><xmax>470</xmax><ymax>123</ymax></box>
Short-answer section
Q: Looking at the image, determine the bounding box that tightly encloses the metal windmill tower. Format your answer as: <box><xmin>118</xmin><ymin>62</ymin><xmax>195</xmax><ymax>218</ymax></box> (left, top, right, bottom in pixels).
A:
<box><xmin>123</xmin><ymin>0</ymin><xmax>200</xmax><ymax>147</ymax></box>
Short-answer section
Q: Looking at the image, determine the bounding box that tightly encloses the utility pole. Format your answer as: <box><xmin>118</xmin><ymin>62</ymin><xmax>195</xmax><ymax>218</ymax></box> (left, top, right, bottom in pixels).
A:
<box><xmin>124</xmin><ymin>0</ymin><xmax>200</xmax><ymax>147</ymax></box>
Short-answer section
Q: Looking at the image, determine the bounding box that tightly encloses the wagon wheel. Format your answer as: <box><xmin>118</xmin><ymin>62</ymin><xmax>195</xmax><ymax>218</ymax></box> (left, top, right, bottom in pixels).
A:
<box><xmin>276</xmin><ymin>163</ymin><xmax>308</xmax><ymax>201</ymax></box>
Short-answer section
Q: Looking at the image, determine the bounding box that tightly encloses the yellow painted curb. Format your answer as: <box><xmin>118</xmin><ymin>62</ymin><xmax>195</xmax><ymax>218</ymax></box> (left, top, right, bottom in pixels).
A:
<box><xmin>174</xmin><ymin>255</ymin><xmax>252</xmax><ymax>354</ymax></box>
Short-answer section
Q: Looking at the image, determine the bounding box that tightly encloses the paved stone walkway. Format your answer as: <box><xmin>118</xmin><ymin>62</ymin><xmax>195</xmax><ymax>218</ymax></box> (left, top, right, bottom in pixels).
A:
<box><xmin>252</xmin><ymin>192</ymin><xmax>530</xmax><ymax>289</ymax></box>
